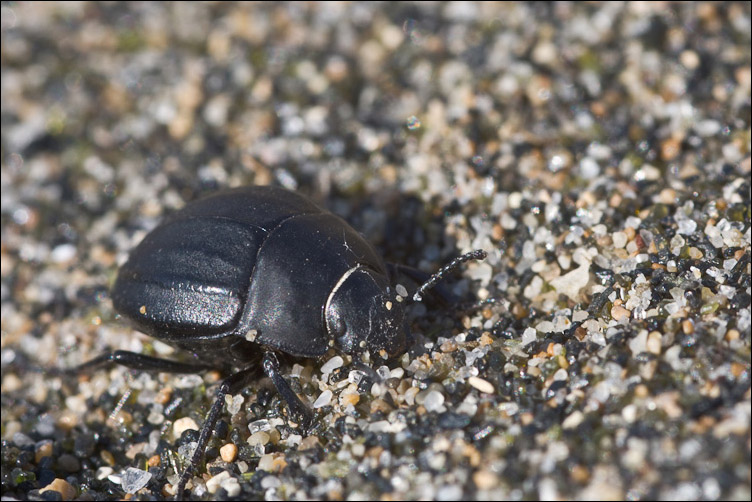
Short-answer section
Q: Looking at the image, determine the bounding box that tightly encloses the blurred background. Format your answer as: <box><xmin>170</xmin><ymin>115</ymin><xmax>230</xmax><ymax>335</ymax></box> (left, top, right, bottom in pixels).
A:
<box><xmin>2</xmin><ymin>2</ymin><xmax>750</xmax><ymax>501</ymax></box>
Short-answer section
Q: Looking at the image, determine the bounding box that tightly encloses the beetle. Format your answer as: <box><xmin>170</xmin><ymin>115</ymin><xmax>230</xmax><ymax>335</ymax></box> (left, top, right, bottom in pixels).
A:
<box><xmin>74</xmin><ymin>186</ymin><xmax>486</xmax><ymax>498</ymax></box>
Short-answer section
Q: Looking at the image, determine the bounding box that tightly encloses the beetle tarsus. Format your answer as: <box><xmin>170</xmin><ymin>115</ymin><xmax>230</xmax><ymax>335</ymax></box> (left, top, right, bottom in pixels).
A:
<box><xmin>262</xmin><ymin>351</ymin><xmax>313</xmax><ymax>429</ymax></box>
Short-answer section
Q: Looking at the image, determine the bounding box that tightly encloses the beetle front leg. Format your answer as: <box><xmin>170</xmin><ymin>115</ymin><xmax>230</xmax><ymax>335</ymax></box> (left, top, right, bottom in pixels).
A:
<box><xmin>176</xmin><ymin>366</ymin><xmax>257</xmax><ymax>499</ymax></box>
<box><xmin>262</xmin><ymin>351</ymin><xmax>313</xmax><ymax>429</ymax></box>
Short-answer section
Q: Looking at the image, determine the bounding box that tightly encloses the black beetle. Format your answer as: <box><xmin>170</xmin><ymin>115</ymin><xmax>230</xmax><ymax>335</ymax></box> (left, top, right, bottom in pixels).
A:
<box><xmin>75</xmin><ymin>186</ymin><xmax>486</xmax><ymax>497</ymax></box>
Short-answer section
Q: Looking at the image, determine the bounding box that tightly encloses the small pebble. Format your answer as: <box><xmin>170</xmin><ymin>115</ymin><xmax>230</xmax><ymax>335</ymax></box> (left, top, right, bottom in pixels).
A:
<box><xmin>100</xmin><ymin>450</ymin><xmax>116</xmax><ymax>466</ymax></box>
<box><xmin>220</xmin><ymin>443</ymin><xmax>238</xmax><ymax>462</ymax></box>
<box><xmin>499</xmin><ymin>402</ymin><xmax>519</xmax><ymax>416</ymax></box>
<box><xmin>154</xmin><ymin>387</ymin><xmax>172</xmax><ymax>405</ymax></box>
<box><xmin>285</xmin><ymin>434</ymin><xmax>302</xmax><ymax>448</ymax></box>
<box><xmin>660</xmin><ymin>138</ymin><xmax>681</xmax><ymax>161</ymax></box>
<box><xmin>248</xmin><ymin>431</ymin><xmax>270</xmax><ymax>447</ymax></box>
<box><xmin>339</xmin><ymin>391</ymin><xmax>360</xmax><ymax>406</ymax></box>
<box><xmin>299</xmin><ymin>436</ymin><xmax>320</xmax><ymax>451</ymax></box>
<box><xmin>35</xmin><ymin>440</ymin><xmax>53</xmax><ymax>463</ymax></box>
<box><xmin>96</xmin><ymin>467</ymin><xmax>113</xmax><ymax>481</ymax></box>
<box><xmin>226</xmin><ymin>394</ymin><xmax>244</xmax><ymax>414</ymax></box>
<box><xmin>646</xmin><ymin>331</ymin><xmax>662</xmax><ymax>355</ymax></box>
<box><xmin>423</xmin><ymin>390</ymin><xmax>445</xmax><ymax>412</ymax></box>
<box><xmin>223</xmin><ymin>477</ymin><xmax>241</xmax><ymax>497</ymax></box>
<box><xmin>248</xmin><ymin>419</ymin><xmax>272</xmax><ymax>434</ymax></box>
<box><xmin>39</xmin><ymin>479</ymin><xmax>77</xmax><ymax>500</ymax></box>
<box><xmin>13</xmin><ymin>432</ymin><xmax>33</xmax><ymax>448</ymax></box>
<box><xmin>553</xmin><ymin>368</ymin><xmax>568</xmax><ymax>381</ymax></box>
<box><xmin>694</xmin><ymin>119</ymin><xmax>721</xmax><ymax>136</ymax></box>
<box><xmin>50</xmin><ymin>243</ymin><xmax>76</xmax><ymax>263</ymax></box>
<box><xmin>682</xmin><ymin>319</ymin><xmax>694</xmax><ymax>334</ymax></box>
<box><xmin>120</xmin><ymin>467</ymin><xmax>152</xmax><ymax>494</ymax></box>
<box><xmin>549</xmin><ymin>263</ymin><xmax>590</xmax><ymax>301</ymax></box>
<box><xmin>473</xmin><ymin>469</ymin><xmax>499</xmax><ymax>490</ymax></box>
<box><xmin>395</xmin><ymin>284</ymin><xmax>408</xmax><ymax>297</ymax></box>
<box><xmin>173</xmin><ymin>417</ymin><xmax>199</xmax><ymax>439</ymax></box>
<box><xmin>404</xmin><ymin>386</ymin><xmax>420</xmax><ymax>406</ymax></box>
<box><xmin>257</xmin><ymin>453</ymin><xmax>287</xmax><ymax>473</ymax></box>
<box><xmin>313</xmin><ymin>389</ymin><xmax>333</xmax><ymax>408</ymax></box>
<box><xmin>58</xmin><ymin>454</ymin><xmax>80</xmax><ymax>473</ymax></box>
<box><xmin>680</xmin><ymin>50</ymin><xmax>700</xmax><ymax>70</ymax></box>
<box><xmin>726</xmin><ymin>329</ymin><xmax>740</xmax><ymax>341</ymax></box>
<box><xmin>468</xmin><ymin>376</ymin><xmax>495</xmax><ymax>394</ymax></box>
<box><xmin>261</xmin><ymin>476</ymin><xmax>282</xmax><ymax>490</ymax></box>
<box><xmin>2</xmin><ymin>373</ymin><xmax>22</xmax><ymax>393</ymax></box>
<box><xmin>320</xmin><ymin>356</ymin><xmax>344</xmax><ymax>374</ymax></box>
<box><xmin>611</xmin><ymin>305</ymin><xmax>631</xmax><ymax>321</ymax></box>
<box><xmin>612</xmin><ymin>231</ymin><xmax>628</xmax><ymax>248</ymax></box>
<box><xmin>563</xmin><ymin>411</ymin><xmax>585</xmax><ymax>429</ymax></box>
<box><xmin>570</xmin><ymin>465</ymin><xmax>590</xmax><ymax>483</ymax></box>
<box><xmin>521</xmin><ymin>327</ymin><xmax>537</xmax><ymax>346</ymax></box>
<box><xmin>206</xmin><ymin>470</ymin><xmax>230</xmax><ymax>494</ymax></box>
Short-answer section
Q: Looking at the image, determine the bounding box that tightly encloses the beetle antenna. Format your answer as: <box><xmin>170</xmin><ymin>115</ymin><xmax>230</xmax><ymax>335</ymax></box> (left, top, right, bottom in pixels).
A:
<box><xmin>412</xmin><ymin>249</ymin><xmax>488</xmax><ymax>302</ymax></box>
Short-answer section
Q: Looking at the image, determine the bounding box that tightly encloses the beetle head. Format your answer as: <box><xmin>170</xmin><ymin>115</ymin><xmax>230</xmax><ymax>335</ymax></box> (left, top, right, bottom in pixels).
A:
<box><xmin>326</xmin><ymin>268</ymin><xmax>411</xmax><ymax>358</ymax></box>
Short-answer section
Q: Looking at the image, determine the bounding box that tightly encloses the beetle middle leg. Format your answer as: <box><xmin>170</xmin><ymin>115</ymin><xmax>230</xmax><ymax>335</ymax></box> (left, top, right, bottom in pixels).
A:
<box><xmin>175</xmin><ymin>365</ymin><xmax>258</xmax><ymax>499</ymax></box>
<box><xmin>176</xmin><ymin>352</ymin><xmax>311</xmax><ymax>498</ymax></box>
<box><xmin>262</xmin><ymin>351</ymin><xmax>313</xmax><ymax>428</ymax></box>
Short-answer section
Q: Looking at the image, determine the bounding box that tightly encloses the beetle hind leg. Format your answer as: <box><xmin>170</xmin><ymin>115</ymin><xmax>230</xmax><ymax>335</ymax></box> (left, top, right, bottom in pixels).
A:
<box><xmin>67</xmin><ymin>350</ymin><xmax>213</xmax><ymax>374</ymax></box>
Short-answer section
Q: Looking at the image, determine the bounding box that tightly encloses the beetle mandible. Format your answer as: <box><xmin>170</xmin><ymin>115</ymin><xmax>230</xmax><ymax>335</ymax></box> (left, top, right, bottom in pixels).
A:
<box><xmin>75</xmin><ymin>186</ymin><xmax>486</xmax><ymax>498</ymax></box>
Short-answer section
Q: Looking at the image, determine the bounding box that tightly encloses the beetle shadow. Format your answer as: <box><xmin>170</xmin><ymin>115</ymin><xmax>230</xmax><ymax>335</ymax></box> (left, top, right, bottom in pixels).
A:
<box><xmin>325</xmin><ymin>189</ymin><xmax>458</xmax><ymax>272</ymax></box>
